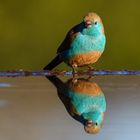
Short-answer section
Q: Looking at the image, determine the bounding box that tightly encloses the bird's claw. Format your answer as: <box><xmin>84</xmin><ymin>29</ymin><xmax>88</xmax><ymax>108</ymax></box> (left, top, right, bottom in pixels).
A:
<box><xmin>88</xmin><ymin>65</ymin><xmax>96</xmax><ymax>71</ymax></box>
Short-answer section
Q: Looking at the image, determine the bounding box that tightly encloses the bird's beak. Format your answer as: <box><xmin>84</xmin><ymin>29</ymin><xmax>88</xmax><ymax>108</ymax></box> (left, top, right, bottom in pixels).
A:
<box><xmin>85</xmin><ymin>120</ymin><xmax>93</xmax><ymax>127</ymax></box>
<box><xmin>85</xmin><ymin>20</ymin><xmax>92</xmax><ymax>28</ymax></box>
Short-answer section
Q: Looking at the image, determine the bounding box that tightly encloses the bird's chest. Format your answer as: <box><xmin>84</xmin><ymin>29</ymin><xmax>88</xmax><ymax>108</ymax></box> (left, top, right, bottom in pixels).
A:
<box><xmin>63</xmin><ymin>34</ymin><xmax>104</xmax><ymax>66</ymax></box>
<box><xmin>69</xmin><ymin>92</ymin><xmax>106</xmax><ymax>114</ymax></box>
<box><xmin>70</xmin><ymin>34</ymin><xmax>104</xmax><ymax>54</ymax></box>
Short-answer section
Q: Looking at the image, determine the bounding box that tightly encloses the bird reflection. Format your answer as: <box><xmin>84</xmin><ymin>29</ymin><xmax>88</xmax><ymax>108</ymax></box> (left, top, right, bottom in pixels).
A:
<box><xmin>46</xmin><ymin>76</ymin><xmax>106</xmax><ymax>134</ymax></box>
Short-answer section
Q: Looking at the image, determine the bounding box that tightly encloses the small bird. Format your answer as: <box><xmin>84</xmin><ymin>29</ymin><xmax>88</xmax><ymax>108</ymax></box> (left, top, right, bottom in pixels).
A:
<box><xmin>43</xmin><ymin>12</ymin><xmax>106</xmax><ymax>74</ymax></box>
<box><xmin>46</xmin><ymin>76</ymin><xmax>106</xmax><ymax>134</ymax></box>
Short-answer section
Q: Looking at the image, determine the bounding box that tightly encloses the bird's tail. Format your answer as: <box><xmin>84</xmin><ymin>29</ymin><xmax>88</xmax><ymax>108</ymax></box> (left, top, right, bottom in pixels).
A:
<box><xmin>43</xmin><ymin>54</ymin><xmax>63</xmax><ymax>70</ymax></box>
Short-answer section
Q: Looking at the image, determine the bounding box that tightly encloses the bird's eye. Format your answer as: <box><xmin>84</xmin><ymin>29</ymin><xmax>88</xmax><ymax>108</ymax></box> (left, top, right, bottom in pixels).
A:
<box><xmin>95</xmin><ymin>122</ymin><xmax>98</xmax><ymax>126</ymax></box>
<box><xmin>94</xmin><ymin>21</ymin><xmax>97</xmax><ymax>25</ymax></box>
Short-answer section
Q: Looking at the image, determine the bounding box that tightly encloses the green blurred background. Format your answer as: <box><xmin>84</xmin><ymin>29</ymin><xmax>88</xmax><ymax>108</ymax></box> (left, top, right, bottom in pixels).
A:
<box><xmin>0</xmin><ymin>0</ymin><xmax>140</xmax><ymax>70</ymax></box>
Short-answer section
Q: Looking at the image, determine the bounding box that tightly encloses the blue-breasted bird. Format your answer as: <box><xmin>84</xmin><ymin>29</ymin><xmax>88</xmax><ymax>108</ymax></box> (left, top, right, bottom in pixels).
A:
<box><xmin>43</xmin><ymin>12</ymin><xmax>106</xmax><ymax>73</ymax></box>
<box><xmin>46</xmin><ymin>76</ymin><xmax>106</xmax><ymax>134</ymax></box>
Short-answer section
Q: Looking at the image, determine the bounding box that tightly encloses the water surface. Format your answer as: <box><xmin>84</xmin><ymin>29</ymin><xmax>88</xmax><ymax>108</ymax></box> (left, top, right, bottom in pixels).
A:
<box><xmin>0</xmin><ymin>76</ymin><xmax>140</xmax><ymax>140</ymax></box>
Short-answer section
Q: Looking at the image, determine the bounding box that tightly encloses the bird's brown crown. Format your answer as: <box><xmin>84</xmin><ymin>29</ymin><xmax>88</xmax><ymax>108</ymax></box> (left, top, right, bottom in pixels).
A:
<box><xmin>84</xmin><ymin>12</ymin><xmax>104</xmax><ymax>34</ymax></box>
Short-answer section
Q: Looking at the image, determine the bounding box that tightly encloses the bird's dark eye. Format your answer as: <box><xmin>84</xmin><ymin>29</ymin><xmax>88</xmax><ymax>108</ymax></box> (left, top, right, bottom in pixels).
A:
<box><xmin>94</xmin><ymin>21</ymin><xmax>97</xmax><ymax>25</ymax></box>
<box><xmin>95</xmin><ymin>122</ymin><xmax>98</xmax><ymax>125</ymax></box>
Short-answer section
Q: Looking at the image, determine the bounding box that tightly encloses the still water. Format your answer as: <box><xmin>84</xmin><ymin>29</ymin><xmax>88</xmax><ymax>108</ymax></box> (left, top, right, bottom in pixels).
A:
<box><xmin>0</xmin><ymin>76</ymin><xmax>140</xmax><ymax>139</ymax></box>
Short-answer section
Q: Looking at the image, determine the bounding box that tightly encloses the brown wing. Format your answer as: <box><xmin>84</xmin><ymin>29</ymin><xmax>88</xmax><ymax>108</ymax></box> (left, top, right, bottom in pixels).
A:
<box><xmin>57</xmin><ymin>22</ymin><xmax>85</xmax><ymax>54</ymax></box>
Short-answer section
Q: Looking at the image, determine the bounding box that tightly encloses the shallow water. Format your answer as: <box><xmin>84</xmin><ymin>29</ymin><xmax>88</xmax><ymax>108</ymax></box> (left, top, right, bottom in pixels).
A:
<box><xmin>0</xmin><ymin>76</ymin><xmax>140</xmax><ymax>140</ymax></box>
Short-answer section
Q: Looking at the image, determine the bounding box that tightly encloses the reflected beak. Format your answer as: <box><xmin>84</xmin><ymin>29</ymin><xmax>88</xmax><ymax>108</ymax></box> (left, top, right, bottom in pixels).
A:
<box><xmin>85</xmin><ymin>120</ymin><xmax>93</xmax><ymax>127</ymax></box>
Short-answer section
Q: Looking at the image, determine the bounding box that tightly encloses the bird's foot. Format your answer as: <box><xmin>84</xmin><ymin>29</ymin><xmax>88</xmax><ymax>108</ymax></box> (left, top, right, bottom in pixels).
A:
<box><xmin>72</xmin><ymin>70</ymin><xmax>78</xmax><ymax>78</ymax></box>
<box><xmin>87</xmin><ymin>65</ymin><xmax>96</xmax><ymax>71</ymax></box>
<box><xmin>54</xmin><ymin>69</ymin><xmax>66</xmax><ymax>75</ymax></box>
<box><xmin>87</xmin><ymin>66</ymin><xmax>97</xmax><ymax>78</ymax></box>
<box><xmin>71</xmin><ymin>77</ymin><xmax>78</xmax><ymax>84</ymax></box>
<box><xmin>86</xmin><ymin>75</ymin><xmax>94</xmax><ymax>80</ymax></box>
<box><xmin>72</xmin><ymin>64</ymin><xmax>78</xmax><ymax>78</ymax></box>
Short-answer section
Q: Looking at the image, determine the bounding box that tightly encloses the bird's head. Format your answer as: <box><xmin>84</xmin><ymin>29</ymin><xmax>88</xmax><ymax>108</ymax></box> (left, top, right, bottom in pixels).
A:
<box><xmin>83</xmin><ymin>112</ymin><xmax>104</xmax><ymax>134</ymax></box>
<box><xmin>84</xmin><ymin>120</ymin><xmax>102</xmax><ymax>134</ymax></box>
<box><xmin>82</xmin><ymin>12</ymin><xmax>104</xmax><ymax>36</ymax></box>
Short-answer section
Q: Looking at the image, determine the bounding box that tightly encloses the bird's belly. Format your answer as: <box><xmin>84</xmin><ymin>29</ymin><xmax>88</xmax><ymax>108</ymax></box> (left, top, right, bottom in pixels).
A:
<box><xmin>68</xmin><ymin>51</ymin><xmax>102</xmax><ymax>67</ymax></box>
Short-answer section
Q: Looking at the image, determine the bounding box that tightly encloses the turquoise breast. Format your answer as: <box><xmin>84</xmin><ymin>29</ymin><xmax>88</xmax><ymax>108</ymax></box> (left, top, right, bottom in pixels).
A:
<box><xmin>62</xmin><ymin>33</ymin><xmax>106</xmax><ymax>59</ymax></box>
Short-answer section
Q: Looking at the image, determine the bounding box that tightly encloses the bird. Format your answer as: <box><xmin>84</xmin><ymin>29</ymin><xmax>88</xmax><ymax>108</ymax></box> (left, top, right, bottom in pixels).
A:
<box><xmin>46</xmin><ymin>76</ymin><xmax>106</xmax><ymax>134</ymax></box>
<box><xmin>43</xmin><ymin>12</ymin><xmax>106</xmax><ymax>75</ymax></box>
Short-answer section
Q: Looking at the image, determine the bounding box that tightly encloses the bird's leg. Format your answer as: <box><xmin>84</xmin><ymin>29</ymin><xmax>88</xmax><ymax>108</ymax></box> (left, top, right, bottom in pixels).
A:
<box><xmin>72</xmin><ymin>64</ymin><xmax>77</xmax><ymax>78</ymax></box>
<box><xmin>72</xmin><ymin>67</ymin><xmax>76</xmax><ymax>78</ymax></box>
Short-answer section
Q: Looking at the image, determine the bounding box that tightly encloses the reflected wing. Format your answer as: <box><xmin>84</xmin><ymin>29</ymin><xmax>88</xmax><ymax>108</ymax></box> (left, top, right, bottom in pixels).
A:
<box><xmin>57</xmin><ymin>22</ymin><xmax>85</xmax><ymax>54</ymax></box>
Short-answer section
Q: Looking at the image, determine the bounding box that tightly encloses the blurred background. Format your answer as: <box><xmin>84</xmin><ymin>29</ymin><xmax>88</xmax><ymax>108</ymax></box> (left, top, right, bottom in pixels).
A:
<box><xmin>0</xmin><ymin>0</ymin><xmax>140</xmax><ymax>70</ymax></box>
